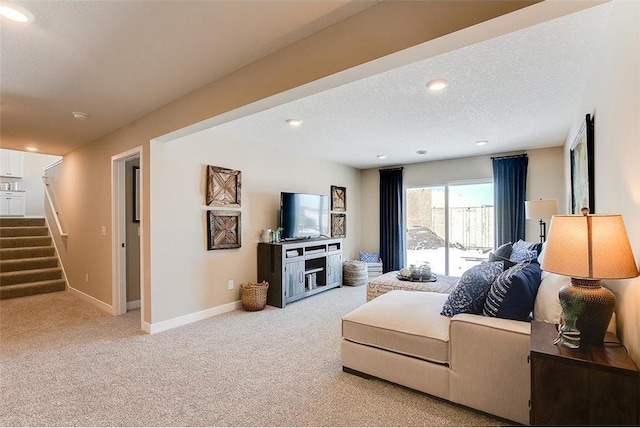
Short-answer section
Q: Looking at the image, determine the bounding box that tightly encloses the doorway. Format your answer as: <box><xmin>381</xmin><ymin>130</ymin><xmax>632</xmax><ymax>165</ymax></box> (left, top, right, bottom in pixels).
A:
<box><xmin>111</xmin><ymin>147</ymin><xmax>143</xmax><ymax>327</ymax></box>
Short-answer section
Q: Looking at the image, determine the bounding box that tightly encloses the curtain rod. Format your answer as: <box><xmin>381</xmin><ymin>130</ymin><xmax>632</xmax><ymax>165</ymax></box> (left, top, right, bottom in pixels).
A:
<box><xmin>491</xmin><ymin>154</ymin><xmax>528</xmax><ymax>160</ymax></box>
<box><xmin>379</xmin><ymin>167</ymin><xmax>404</xmax><ymax>172</ymax></box>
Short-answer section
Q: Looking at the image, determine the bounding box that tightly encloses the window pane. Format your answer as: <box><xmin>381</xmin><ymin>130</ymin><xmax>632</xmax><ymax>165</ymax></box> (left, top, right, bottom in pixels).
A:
<box><xmin>406</xmin><ymin>186</ymin><xmax>446</xmax><ymax>275</ymax></box>
<box><xmin>406</xmin><ymin>183</ymin><xmax>494</xmax><ymax>277</ymax></box>
<box><xmin>448</xmin><ymin>183</ymin><xmax>494</xmax><ymax>276</ymax></box>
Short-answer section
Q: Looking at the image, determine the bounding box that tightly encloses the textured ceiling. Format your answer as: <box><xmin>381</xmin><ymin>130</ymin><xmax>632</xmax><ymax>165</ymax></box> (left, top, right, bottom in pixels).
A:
<box><xmin>0</xmin><ymin>0</ymin><xmax>377</xmax><ymax>155</ymax></box>
<box><xmin>215</xmin><ymin>2</ymin><xmax>612</xmax><ymax>169</ymax></box>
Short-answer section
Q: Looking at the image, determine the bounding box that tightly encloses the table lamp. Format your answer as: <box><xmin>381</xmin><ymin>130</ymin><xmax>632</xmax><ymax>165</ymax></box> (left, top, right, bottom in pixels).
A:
<box><xmin>541</xmin><ymin>213</ymin><xmax>639</xmax><ymax>344</ymax></box>
<box><xmin>525</xmin><ymin>199</ymin><xmax>558</xmax><ymax>242</ymax></box>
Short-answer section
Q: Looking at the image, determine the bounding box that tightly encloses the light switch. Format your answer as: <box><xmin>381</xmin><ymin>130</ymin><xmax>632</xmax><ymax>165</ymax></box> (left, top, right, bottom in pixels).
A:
<box><xmin>101</xmin><ymin>226</ymin><xmax>107</xmax><ymax>236</ymax></box>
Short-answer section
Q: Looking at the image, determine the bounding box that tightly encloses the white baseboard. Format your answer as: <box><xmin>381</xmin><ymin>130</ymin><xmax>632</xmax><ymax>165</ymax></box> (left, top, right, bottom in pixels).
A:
<box><xmin>146</xmin><ymin>300</ymin><xmax>242</xmax><ymax>334</ymax></box>
<box><xmin>126</xmin><ymin>300</ymin><xmax>141</xmax><ymax>310</ymax></box>
<box><xmin>68</xmin><ymin>286</ymin><xmax>113</xmax><ymax>314</ymax></box>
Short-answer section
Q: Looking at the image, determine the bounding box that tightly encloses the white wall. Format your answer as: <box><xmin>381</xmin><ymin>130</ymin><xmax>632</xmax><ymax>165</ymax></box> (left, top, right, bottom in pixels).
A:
<box><xmin>563</xmin><ymin>0</ymin><xmax>640</xmax><ymax>364</ymax></box>
<box><xmin>149</xmin><ymin>129</ymin><xmax>361</xmax><ymax>324</ymax></box>
<box><xmin>360</xmin><ymin>147</ymin><xmax>565</xmax><ymax>254</ymax></box>
<box><xmin>525</xmin><ymin>147</ymin><xmax>566</xmax><ymax>240</ymax></box>
<box><xmin>0</xmin><ymin>152</ymin><xmax>62</xmax><ymax>216</ymax></box>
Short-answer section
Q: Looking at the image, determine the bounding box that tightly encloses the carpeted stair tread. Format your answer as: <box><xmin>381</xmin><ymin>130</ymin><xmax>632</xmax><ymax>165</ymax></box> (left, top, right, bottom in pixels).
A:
<box><xmin>0</xmin><ymin>246</ymin><xmax>55</xmax><ymax>260</ymax></box>
<box><xmin>0</xmin><ymin>217</ymin><xmax>45</xmax><ymax>227</ymax></box>
<box><xmin>0</xmin><ymin>236</ymin><xmax>52</xmax><ymax>249</ymax></box>
<box><xmin>0</xmin><ymin>279</ymin><xmax>66</xmax><ymax>299</ymax></box>
<box><xmin>1</xmin><ymin>267</ymin><xmax>62</xmax><ymax>286</ymax></box>
<box><xmin>0</xmin><ymin>218</ymin><xmax>66</xmax><ymax>299</ymax></box>
<box><xmin>0</xmin><ymin>256</ymin><xmax>59</xmax><ymax>272</ymax></box>
<box><xmin>0</xmin><ymin>226</ymin><xmax>49</xmax><ymax>237</ymax></box>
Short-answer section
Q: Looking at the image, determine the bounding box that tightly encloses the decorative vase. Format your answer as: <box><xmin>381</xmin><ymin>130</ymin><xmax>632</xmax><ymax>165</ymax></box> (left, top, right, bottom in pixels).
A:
<box><xmin>558</xmin><ymin>316</ymin><xmax>580</xmax><ymax>349</ymax></box>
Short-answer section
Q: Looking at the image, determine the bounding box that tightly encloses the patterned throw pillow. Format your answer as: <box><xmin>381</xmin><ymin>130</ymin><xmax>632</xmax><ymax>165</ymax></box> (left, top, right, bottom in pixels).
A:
<box><xmin>510</xmin><ymin>240</ymin><xmax>542</xmax><ymax>263</ymax></box>
<box><xmin>359</xmin><ymin>251</ymin><xmax>379</xmax><ymax>263</ymax></box>
<box><xmin>441</xmin><ymin>261</ymin><xmax>504</xmax><ymax>317</ymax></box>
<box><xmin>483</xmin><ymin>259</ymin><xmax>542</xmax><ymax>321</ymax></box>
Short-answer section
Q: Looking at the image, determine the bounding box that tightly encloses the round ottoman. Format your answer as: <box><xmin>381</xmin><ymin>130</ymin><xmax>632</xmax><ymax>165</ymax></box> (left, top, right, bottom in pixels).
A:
<box><xmin>343</xmin><ymin>260</ymin><xmax>368</xmax><ymax>287</ymax></box>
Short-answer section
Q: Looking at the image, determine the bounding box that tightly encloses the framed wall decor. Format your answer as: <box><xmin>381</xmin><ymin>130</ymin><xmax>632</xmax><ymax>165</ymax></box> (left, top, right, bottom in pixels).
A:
<box><xmin>207</xmin><ymin>210</ymin><xmax>241</xmax><ymax>250</ymax></box>
<box><xmin>570</xmin><ymin>114</ymin><xmax>595</xmax><ymax>214</ymax></box>
<box><xmin>331</xmin><ymin>185</ymin><xmax>346</xmax><ymax>212</ymax></box>
<box><xmin>133</xmin><ymin>166</ymin><xmax>140</xmax><ymax>223</ymax></box>
<box><xmin>331</xmin><ymin>213</ymin><xmax>346</xmax><ymax>238</ymax></box>
<box><xmin>206</xmin><ymin>165</ymin><xmax>241</xmax><ymax>207</ymax></box>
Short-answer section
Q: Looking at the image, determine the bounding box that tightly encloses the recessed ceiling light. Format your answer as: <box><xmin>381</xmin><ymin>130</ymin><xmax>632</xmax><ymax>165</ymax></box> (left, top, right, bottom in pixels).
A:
<box><xmin>25</xmin><ymin>146</ymin><xmax>38</xmax><ymax>152</ymax></box>
<box><xmin>416</xmin><ymin>150</ymin><xmax>428</xmax><ymax>155</ymax></box>
<box><xmin>0</xmin><ymin>3</ymin><xmax>35</xmax><ymax>23</ymax></box>
<box><xmin>72</xmin><ymin>111</ymin><xmax>88</xmax><ymax>120</ymax></box>
<box><xmin>426</xmin><ymin>79</ymin><xmax>448</xmax><ymax>91</ymax></box>
<box><xmin>286</xmin><ymin>119</ymin><xmax>303</xmax><ymax>127</ymax></box>
<box><xmin>475</xmin><ymin>140</ymin><xmax>488</xmax><ymax>146</ymax></box>
<box><xmin>376</xmin><ymin>155</ymin><xmax>387</xmax><ymax>160</ymax></box>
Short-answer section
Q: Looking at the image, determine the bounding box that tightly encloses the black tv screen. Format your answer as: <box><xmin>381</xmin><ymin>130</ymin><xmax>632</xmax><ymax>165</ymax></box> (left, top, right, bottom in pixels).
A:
<box><xmin>280</xmin><ymin>192</ymin><xmax>329</xmax><ymax>240</ymax></box>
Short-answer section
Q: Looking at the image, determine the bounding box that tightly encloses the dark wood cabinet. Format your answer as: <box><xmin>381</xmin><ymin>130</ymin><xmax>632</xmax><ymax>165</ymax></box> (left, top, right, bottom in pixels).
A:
<box><xmin>530</xmin><ymin>320</ymin><xmax>639</xmax><ymax>426</ymax></box>
<box><xmin>257</xmin><ymin>239</ymin><xmax>342</xmax><ymax>308</ymax></box>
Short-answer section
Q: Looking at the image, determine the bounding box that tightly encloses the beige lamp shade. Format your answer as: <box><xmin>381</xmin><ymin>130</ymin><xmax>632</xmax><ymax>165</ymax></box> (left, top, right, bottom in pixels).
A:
<box><xmin>525</xmin><ymin>199</ymin><xmax>558</xmax><ymax>219</ymax></box>
<box><xmin>542</xmin><ymin>214</ymin><xmax>639</xmax><ymax>280</ymax></box>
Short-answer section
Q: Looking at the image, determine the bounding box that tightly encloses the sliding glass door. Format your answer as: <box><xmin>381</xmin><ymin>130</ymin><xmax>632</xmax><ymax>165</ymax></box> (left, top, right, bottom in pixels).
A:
<box><xmin>406</xmin><ymin>182</ymin><xmax>494</xmax><ymax>276</ymax></box>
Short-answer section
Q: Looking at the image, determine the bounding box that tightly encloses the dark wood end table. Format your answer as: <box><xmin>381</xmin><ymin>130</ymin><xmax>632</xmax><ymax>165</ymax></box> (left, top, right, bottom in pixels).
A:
<box><xmin>529</xmin><ymin>320</ymin><xmax>639</xmax><ymax>426</ymax></box>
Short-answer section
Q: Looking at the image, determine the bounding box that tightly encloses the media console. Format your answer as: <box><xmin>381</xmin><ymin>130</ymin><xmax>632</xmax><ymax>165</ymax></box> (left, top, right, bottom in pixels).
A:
<box><xmin>257</xmin><ymin>238</ymin><xmax>342</xmax><ymax>308</ymax></box>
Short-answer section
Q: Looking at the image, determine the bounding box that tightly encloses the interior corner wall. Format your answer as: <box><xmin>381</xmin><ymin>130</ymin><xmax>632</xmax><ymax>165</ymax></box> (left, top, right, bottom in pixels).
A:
<box><xmin>525</xmin><ymin>146</ymin><xmax>566</xmax><ymax>241</ymax></box>
<box><xmin>359</xmin><ymin>146</ymin><xmax>565</xmax><ymax>256</ymax></box>
<box><xmin>149</xmin><ymin>129</ymin><xmax>360</xmax><ymax>323</ymax></box>
<box><xmin>46</xmin><ymin>137</ymin><xmax>139</xmax><ymax>307</ymax></box>
<box><xmin>43</xmin><ymin>1</ymin><xmax>539</xmax><ymax>327</ymax></box>
<box><xmin>563</xmin><ymin>0</ymin><xmax>640</xmax><ymax>365</ymax></box>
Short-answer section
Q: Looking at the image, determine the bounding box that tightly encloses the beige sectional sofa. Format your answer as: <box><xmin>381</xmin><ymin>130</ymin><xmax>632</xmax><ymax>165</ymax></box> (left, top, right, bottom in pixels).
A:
<box><xmin>341</xmin><ymin>270</ymin><xmax>615</xmax><ymax>424</ymax></box>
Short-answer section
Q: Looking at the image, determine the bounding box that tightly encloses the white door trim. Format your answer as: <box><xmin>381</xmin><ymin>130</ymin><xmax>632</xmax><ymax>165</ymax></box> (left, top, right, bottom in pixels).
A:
<box><xmin>111</xmin><ymin>147</ymin><xmax>143</xmax><ymax>329</ymax></box>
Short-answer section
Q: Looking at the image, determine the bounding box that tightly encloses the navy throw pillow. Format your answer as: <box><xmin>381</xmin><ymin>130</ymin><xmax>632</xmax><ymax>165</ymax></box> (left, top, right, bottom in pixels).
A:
<box><xmin>489</xmin><ymin>242</ymin><xmax>516</xmax><ymax>270</ymax></box>
<box><xmin>483</xmin><ymin>259</ymin><xmax>543</xmax><ymax>321</ymax></box>
<box><xmin>441</xmin><ymin>261</ymin><xmax>504</xmax><ymax>317</ymax></box>
<box><xmin>493</xmin><ymin>242</ymin><xmax>513</xmax><ymax>259</ymax></box>
<box><xmin>489</xmin><ymin>254</ymin><xmax>517</xmax><ymax>270</ymax></box>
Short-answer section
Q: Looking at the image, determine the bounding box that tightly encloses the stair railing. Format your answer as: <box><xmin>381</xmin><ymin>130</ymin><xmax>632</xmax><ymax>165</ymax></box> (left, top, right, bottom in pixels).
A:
<box><xmin>42</xmin><ymin>176</ymin><xmax>67</xmax><ymax>237</ymax></box>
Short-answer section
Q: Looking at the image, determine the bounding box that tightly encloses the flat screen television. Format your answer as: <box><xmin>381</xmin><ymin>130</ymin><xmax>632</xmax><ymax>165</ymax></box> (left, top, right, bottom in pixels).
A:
<box><xmin>280</xmin><ymin>192</ymin><xmax>330</xmax><ymax>240</ymax></box>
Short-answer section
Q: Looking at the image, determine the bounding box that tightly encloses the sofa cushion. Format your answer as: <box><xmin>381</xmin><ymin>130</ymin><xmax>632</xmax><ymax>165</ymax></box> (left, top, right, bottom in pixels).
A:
<box><xmin>533</xmin><ymin>272</ymin><xmax>570</xmax><ymax>323</ymax></box>
<box><xmin>342</xmin><ymin>290</ymin><xmax>451</xmax><ymax>364</ymax></box>
<box><xmin>441</xmin><ymin>261</ymin><xmax>504</xmax><ymax>316</ymax></box>
<box><xmin>483</xmin><ymin>259</ymin><xmax>542</xmax><ymax>321</ymax></box>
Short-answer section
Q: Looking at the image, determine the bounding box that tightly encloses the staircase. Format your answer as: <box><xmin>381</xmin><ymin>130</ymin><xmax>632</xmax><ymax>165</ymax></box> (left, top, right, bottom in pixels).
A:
<box><xmin>0</xmin><ymin>217</ymin><xmax>66</xmax><ymax>299</ymax></box>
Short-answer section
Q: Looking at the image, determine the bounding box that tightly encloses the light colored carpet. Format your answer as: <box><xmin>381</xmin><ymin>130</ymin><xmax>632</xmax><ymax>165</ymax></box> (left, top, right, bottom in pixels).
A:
<box><xmin>0</xmin><ymin>286</ymin><xmax>505</xmax><ymax>427</ymax></box>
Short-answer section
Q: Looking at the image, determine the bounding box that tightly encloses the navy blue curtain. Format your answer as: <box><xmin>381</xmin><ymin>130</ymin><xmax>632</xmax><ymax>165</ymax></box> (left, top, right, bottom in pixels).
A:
<box><xmin>380</xmin><ymin>168</ymin><xmax>405</xmax><ymax>272</ymax></box>
<box><xmin>492</xmin><ymin>155</ymin><xmax>528</xmax><ymax>247</ymax></box>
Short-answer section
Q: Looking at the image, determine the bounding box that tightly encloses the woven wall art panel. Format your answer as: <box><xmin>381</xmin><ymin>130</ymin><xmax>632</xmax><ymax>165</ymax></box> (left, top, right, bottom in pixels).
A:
<box><xmin>331</xmin><ymin>213</ymin><xmax>346</xmax><ymax>238</ymax></box>
<box><xmin>207</xmin><ymin>210</ymin><xmax>241</xmax><ymax>250</ymax></box>
<box><xmin>206</xmin><ymin>165</ymin><xmax>241</xmax><ymax>207</ymax></box>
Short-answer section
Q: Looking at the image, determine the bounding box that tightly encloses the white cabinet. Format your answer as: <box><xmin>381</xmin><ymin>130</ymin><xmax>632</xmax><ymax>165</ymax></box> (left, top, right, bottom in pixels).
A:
<box><xmin>0</xmin><ymin>191</ymin><xmax>26</xmax><ymax>216</ymax></box>
<box><xmin>326</xmin><ymin>253</ymin><xmax>343</xmax><ymax>286</ymax></box>
<box><xmin>0</xmin><ymin>149</ymin><xmax>24</xmax><ymax>178</ymax></box>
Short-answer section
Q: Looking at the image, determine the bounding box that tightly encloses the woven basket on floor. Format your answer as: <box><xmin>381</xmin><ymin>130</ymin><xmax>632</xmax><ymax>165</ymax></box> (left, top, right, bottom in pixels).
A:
<box><xmin>343</xmin><ymin>260</ymin><xmax>368</xmax><ymax>286</ymax></box>
<box><xmin>240</xmin><ymin>281</ymin><xmax>269</xmax><ymax>311</ymax></box>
